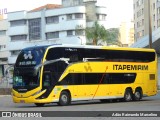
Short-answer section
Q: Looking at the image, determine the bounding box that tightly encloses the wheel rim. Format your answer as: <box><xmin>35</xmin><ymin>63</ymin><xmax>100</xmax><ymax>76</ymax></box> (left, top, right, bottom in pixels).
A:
<box><xmin>126</xmin><ymin>93</ymin><xmax>131</xmax><ymax>101</ymax></box>
<box><xmin>135</xmin><ymin>91</ymin><xmax>141</xmax><ymax>99</ymax></box>
<box><xmin>125</xmin><ymin>91</ymin><xmax>131</xmax><ymax>101</ymax></box>
<box><xmin>61</xmin><ymin>94</ymin><xmax>68</xmax><ymax>103</ymax></box>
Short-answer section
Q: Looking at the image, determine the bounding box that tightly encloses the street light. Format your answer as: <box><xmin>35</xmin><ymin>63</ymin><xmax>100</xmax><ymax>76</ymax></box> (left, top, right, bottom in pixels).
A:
<box><xmin>148</xmin><ymin>0</ymin><xmax>152</xmax><ymax>48</ymax></box>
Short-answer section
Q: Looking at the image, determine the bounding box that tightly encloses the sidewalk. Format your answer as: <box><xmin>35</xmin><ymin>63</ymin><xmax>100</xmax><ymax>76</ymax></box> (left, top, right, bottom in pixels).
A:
<box><xmin>0</xmin><ymin>88</ymin><xmax>12</xmax><ymax>95</ymax></box>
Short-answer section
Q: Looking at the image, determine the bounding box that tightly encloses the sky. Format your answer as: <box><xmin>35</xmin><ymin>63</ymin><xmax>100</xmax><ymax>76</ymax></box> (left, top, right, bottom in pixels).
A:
<box><xmin>0</xmin><ymin>0</ymin><xmax>133</xmax><ymax>28</ymax></box>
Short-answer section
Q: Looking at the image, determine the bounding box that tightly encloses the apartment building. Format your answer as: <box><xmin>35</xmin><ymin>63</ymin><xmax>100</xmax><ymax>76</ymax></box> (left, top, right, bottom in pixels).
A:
<box><xmin>133</xmin><ymin>0</ymin><xmax>158</xmax><ymax>42</ymax></box>
<box><xmin>0</xmin><ymin>0</ymin><xmax>106</xmax><ymax>66</ymax></box>
<box><xmin>119</xmin><ymin>21</ymin><xmax>134</xmax><ymax>47</ymax></box>
<box><xmin>0</xmin><ymin>19</ymin><xmax>9</xmax><ymax>78</ymax></box>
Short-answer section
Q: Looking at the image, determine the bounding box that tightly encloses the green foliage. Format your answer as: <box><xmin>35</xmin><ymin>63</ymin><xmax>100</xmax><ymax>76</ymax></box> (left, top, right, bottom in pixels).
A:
<box><xmin>107</xmin><ymin>28</ymin><xmax>121</xmax><ymax>46</ymax></box>
<box><xmin>85</xmin><ymin>21</ymin><xmax>108</xmax><ymax>45</ymax></box>
<box><xmin>85</xmin><ymin>22</ymin><xmax>121</xmax><ymax>46</ymax></box>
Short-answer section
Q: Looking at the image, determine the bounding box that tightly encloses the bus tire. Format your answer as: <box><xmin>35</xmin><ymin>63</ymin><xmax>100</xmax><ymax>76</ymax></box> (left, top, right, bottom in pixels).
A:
<box><xmin>35</xmin><ymin>103</ymin><xmax>45</xmax><ymax>107</ymax></box>
<box><xmin>123</xmin><ymin>89</ymin><xmax>132</xmax><ymax>102</ymax></box>
<box><xmin>133</xmin><ymin>89</ymin><xmax>142</xmax><ymax>101</ymax></box>
<box><xmin>58</xmin><ymin>91</ymin><xmax>71</xmax><ymax>106</ymax></box>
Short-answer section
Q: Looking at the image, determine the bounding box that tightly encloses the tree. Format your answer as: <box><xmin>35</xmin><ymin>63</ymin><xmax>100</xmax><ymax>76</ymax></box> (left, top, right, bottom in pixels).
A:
<box><xmin>85</xmin><ymin>21</ymin><xmax>108</xmax><ymax>45</ymax></box>
<box><xmin>107</xmin><ymin>28</ymin><xmax>121</xmax><ymax>46</ymax></box>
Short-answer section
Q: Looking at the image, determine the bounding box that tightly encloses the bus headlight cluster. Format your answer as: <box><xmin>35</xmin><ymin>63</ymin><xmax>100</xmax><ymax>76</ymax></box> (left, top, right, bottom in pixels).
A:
<box><xmin>32</xmin><ymin>90</ymin><xmax>44</xmax><ymax>96</ymax></box>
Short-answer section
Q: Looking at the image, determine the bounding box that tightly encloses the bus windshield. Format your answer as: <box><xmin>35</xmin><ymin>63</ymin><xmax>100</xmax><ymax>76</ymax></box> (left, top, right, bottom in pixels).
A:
<box><xmin>15</xmin><ymin>48</ymin><xmax>45</xmax><ymax>67</ymax></box>
<box><xmin>13</xmin><ymin>73</ymin><xmax>39</xmax><ymax>87</ymax></box>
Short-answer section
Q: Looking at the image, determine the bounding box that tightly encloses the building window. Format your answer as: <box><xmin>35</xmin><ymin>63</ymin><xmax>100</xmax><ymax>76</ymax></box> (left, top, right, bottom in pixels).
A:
<box><xmin>142</xmin><ymin>8</ymin><xmax>144</xmax><ymax>15</ymax></box>
<box><xmin>136</xmin><ymin>0</ymin><xmax>143</xmax><ymax>7</ymax></box>
<box><xmin>142</xmin><ymin>19</ymin><xmax>144</xmax><ymax>25</ymax></box>
<box><xmin>158</xmin><ymin>19</ymin><xmax>160</xmax><ymax>27</ymax></box>
<box><xmin>154</xmin><ymin>26</ymin><xmax>156</xmax><ymax>30</ymax></box>
<box><xmin>28</xmin><ymin>18</ymin><xmax>41</xmax><ymax>40</ymax></box>
<box><xmin>67</xmin><ymin>14</ymin><xmax>72</xmax><ymax>20</ymax></box>
<box><xmin>75</xmin><ymin>13</ymin><xmax>83</xmax><ymax>19</ymax></box>
<box><xmin>153</xmin><ymin>3</ymin><xmax>155</xmax><ymax>10</ymax></box>
<box><xmin>11</xmin><ymin>35</ymin><xmax>27</xmax><ymax>41</ymax></box>
<box><xmin>67</xmin><ymin>30</ymin><xmax>74</xmax><ymax>36</ymax></box>
<box><xmin>102</xmin><ymin>14</ymin><xmax>106</xmax><ymax>20</ymax></box>
<box><xmin>153</xmin><ymin>14</ymin><xmax>155</xmax><ymax>21</ymax></box>
<box><xmin>75</xmin><ymin>29</ymin><xmax>84</xmax><ymax>36</ymax></box>
<box><xmin>97</xmin><ymin>14</ymin><xmax>106</xmax><ymax>20</ymax></box>
<box><xmin>142</xmin><ymin>30</ymin><xmax>144</xmax><ymax>36</ymax></box>
<box><xmin>0</xmin><ymin>45</ymin><xmax>6</xmax><ymax>50</ymax></box>
<box><xmin>10</xmin><ymin>20</ymin><xmax>26</xmax><ymax>27</ymax></box>
<box><xmin>0</xmin><ymin>30</ymin><xmax>6</xmax><ymax>36</ymax></box>
<box><xmin>46</xmin><ymin>16</ymin><xmax>59</xmax><ymax>24</ymax></box>
<box><xmin>46</xmin><ymin>32</ymin><xmax>59</xmax><ymax>39</ymax></box>
<box><xmin>157</xmin><ymin>7</ymin><xmax>160</xmax><ymax>15</ymax></box>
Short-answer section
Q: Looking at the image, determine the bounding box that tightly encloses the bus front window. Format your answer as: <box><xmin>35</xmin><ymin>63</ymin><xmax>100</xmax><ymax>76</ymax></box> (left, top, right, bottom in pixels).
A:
<box><xmin>13</xmin><ymin>74</ymin><xmax>39</xmax><ymax>87</ymax></box>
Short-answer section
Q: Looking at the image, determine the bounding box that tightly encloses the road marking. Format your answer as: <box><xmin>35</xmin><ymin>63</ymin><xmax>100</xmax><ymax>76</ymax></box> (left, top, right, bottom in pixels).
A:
<box><xmin>0</xmin><ymin>95</ymin><xmax>11</xmax><ymax>97</ymax></box>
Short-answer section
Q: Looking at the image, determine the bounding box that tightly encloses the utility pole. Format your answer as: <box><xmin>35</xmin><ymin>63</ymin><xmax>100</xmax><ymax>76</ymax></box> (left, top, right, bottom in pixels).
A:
<box><xmin>148</xmin><ymin>0</ymin><xmax>152</xmax><ymax>48</ymax></box>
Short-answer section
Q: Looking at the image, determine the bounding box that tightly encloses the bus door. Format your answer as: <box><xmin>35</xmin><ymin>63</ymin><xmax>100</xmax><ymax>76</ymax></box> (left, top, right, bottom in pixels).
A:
<box><xmin>41</xmin><ymin>71</ymin><xmax>53</xmax><ymax>98</ymax></box>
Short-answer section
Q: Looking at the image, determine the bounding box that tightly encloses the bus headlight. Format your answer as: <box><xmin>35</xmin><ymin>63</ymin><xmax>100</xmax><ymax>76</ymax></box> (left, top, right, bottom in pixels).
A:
<box><xmin>32</xmin><ymin>90</ymin><xmax>46</xmax><ymax>96</ymax></box>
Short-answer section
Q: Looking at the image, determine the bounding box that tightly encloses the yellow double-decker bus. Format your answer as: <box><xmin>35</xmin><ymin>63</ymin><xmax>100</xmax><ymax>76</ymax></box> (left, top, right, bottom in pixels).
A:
<box><xmin>12</xmin><ymin>45</ymin><xmax>157</xmax><ymax>106</ymax></box>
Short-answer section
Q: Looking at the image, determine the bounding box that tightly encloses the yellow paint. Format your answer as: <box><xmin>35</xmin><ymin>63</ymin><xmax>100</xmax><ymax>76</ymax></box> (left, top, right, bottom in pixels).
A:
<box><xmin>12</xmin><ymin>46</ymin><xmax>157</xmax><ymax>104</ymax></box>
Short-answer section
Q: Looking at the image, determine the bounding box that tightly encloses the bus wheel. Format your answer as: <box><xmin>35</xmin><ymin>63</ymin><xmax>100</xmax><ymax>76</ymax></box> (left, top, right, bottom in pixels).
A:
<box><xmin>35</xmin><ymin>103</ymin><xmax>45</xmax><ymax>107</ymax></box>
<box><xmin>58</xmin><ymin>91</ymin><xmax>71</xmax><ymax>106</ymax></box>
<box><xmin>124</xmin><ymin>89</ymin><xmax>132</xmax><ymax>102</ymax></box>
<box><xmin>133</xmin><ymin>89</ymin><xmax>142</xmax><ymax>101</ymax></box>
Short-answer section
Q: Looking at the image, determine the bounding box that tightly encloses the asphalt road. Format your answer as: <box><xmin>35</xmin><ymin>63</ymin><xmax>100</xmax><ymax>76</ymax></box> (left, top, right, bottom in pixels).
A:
<box><xmin>0</xmin><ymin>92</ymin><xmax>160</xmax><ymax>120</ymax></box>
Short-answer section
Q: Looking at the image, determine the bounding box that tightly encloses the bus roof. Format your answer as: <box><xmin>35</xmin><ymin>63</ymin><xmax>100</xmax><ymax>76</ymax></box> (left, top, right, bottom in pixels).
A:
<box><xmin>22</xmin><ymin>44</ymin><xmax>155</xmax><ymax>52</ymax></box>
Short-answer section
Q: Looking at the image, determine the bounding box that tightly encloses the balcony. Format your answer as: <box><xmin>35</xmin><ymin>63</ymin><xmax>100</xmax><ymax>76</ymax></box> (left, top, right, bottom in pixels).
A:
<box><xmin>46</xmin><ymin>6</ymin><xmax>86</xmax><ymax>17</ymax></box>
<box><xmin>8</xmin><ymin>26</ymin><xmax>28</xmax><ymax>36</ymax></box>
<box><xmin>8</xmin><ymin>11</ymin><xmax>27</xmax><ymax>21</ymax></box>
<box><xmin>0</xmin><ymin>51</ymin><xmax>9</xmax><ymax>58</ymax></box>
<box><xmin>96</xmin><ymin>6</ymin><xmax>107</xmax><ymax>14</ymax></box>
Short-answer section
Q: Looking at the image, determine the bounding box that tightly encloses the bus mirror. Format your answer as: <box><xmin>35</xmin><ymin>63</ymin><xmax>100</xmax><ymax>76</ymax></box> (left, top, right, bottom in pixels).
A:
<box><xmin>60</xmin><ymin>58</ymin><xmax>69</xmax><ymax>64</ymax></box>
<box><xmin>34</xmin><ymin>58</ymin><xmax>70</xmax><ymax>76</ymax></box>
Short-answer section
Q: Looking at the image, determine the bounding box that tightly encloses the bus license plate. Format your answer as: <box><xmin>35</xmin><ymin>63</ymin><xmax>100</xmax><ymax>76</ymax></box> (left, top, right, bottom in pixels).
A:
<box><xmin>20</xmin><ymin>100</ymin><xmax>25</xmax><ymax>103</ymax></box>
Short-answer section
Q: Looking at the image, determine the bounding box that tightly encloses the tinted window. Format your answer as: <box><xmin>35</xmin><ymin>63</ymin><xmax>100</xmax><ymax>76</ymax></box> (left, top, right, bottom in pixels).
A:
<box><xmin>60</xmin><ymin>73</ymin><xmax>136</xmax><ymax>85</ymax></box>
<box><xmin>103</xmin><ymin>73</ymin><xmax>136</xmax><ymax>84</ymax></box>
<box><xmin>82</xmin><ymin>48</ymin><xmax>155</xmax><ymax>62</ymax></box>
<box><xmin>15</xmin><ymin>48</ymin><xmax>45</xmax><ymax>67</ymax></box>
<box><xmin>46</xmin><ymin>47</ymin><xmax>83</xmax><ymax>62</ymax></box>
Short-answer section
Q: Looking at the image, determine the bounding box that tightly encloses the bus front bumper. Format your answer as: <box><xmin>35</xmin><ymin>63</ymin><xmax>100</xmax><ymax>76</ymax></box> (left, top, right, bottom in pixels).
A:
<box><xmin>12</xmin><ymin>95</ymin><xmax>58</xmax><ymax>104</ymax></box>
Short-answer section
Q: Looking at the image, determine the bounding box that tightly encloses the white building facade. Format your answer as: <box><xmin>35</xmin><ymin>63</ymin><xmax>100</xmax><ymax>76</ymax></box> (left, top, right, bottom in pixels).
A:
<box><xmin>6</xmin><ymin>0</ymin><xmax>106</xmax><ymax>65</ymax></box>
<box><xmin>0</xmin><ymin>19</ymin><xmax>9</xmax><ymax>78</ymax></box>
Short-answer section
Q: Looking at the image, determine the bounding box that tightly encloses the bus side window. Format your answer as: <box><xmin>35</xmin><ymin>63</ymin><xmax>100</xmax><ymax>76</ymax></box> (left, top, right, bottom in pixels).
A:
<box><xmin>102</xmin><ymin>74</ymin><xmax>110</xmax><ymax>84</ymax></box>
<box><xmin>43</xmin><ymin>73</ymin><xmax>51</xmax><ymax>87</ymax></box>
